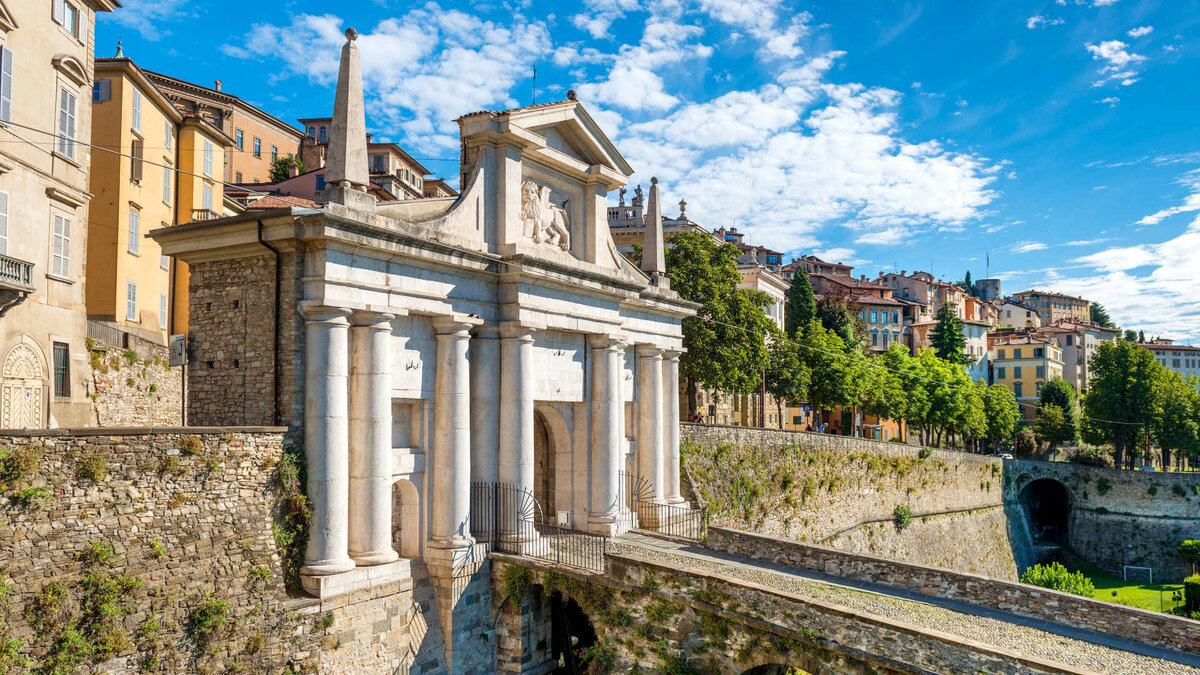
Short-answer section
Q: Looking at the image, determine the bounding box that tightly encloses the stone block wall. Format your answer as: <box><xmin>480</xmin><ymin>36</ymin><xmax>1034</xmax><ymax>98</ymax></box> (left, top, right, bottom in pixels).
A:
<box><xmin>87</xmin><ymin>343</ymin><xmax>183</xmax><ymax>427</ymax></box>
<box><xmin>707</xmin><ymin>526</ymin><xmax>1200</xmax><ymax>655</ymax></box>
<box><xmin>0</xmin><ymin>428</ymin><xmax>415</xmax><ymax>674</ymax></box>
<box><xmin>680</xmin><ymin>423</ymin><xmax>1026</xmax><ymax>579</ymax></box>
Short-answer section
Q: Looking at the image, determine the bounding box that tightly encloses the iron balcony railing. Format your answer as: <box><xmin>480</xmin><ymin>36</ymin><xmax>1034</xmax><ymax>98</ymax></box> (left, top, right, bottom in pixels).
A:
<box><xmin>0</xmin><ymin>253</ymin><xmax>34</xmax><ymax>290</ymax></box>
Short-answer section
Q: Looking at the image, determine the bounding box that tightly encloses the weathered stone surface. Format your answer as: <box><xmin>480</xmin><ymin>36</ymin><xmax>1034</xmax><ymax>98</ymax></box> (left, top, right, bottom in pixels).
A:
<box><xmin>88</xmin><ymin>341</ymin><xmax>183</xmax><ymax>427</ymax></box>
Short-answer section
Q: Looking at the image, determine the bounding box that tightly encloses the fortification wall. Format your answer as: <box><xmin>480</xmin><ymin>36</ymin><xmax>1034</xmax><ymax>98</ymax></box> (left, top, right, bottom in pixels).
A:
<box><xmin>681</xmin><ymin>423</ymin><xmax>1029</xmax><ymax>580</ymax></box>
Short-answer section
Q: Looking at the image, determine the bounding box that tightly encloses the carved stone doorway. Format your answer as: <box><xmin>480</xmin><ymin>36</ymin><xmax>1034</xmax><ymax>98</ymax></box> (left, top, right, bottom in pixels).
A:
<box><xmin>1</xmin><ymin>342</ymin><xmax>46</xmax><ymax>429</ymax></box>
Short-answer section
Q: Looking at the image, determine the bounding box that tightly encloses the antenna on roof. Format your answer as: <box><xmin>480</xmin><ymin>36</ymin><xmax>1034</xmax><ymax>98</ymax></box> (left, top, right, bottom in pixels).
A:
<box><xmin>531</xmin><ymin>65</ymin><xmax>536</xmax><ymax>105</ymax></box>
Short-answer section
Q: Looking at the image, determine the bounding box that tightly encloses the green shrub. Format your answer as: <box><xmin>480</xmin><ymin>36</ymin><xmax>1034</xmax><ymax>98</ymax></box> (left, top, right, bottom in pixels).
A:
<box><xmin>1072</xmin><ymin>446</ymin><xmax>1113</xmax><ymax>468</ymax></box>
<box><xmin>150</xmin><ymin>539</ymin><xmax>166</xmax><ymax>558</ymax></box>
<box><xmin>10</xmin><ymin>485</ymin><xmax>50</xmax><ymax>508</ymax></box>
<box><xmin>892</xmin><ymin>505</ymin><xmax>913</xmax><ymax>531</ymax></box>
<box><xmin>1185</xmin><ymin>574</ymin><xmax>1200</xmax><ymax>613</ymax></box>
<box><xmin>918</xmin><ymin>447</ymin><xmax>932</xmax><ymax>459</ymax></box>
<box><xmin>1020</xmin><ymin>562</ymin><xmax>1096</xmax><ymax>597</ymax></box>
<box><xmin>1096</xmin><ymin>478</ymin><xmax>1112</xmax><ymax>495</ymax></box>
<box><xmin>502</xmin><ymin>565</ymin><xmax>533</xmax><ymax>606</ymax></box>
<box><xmin>179</xmin><ymin>435</ymin><xmax>203</xmax><ymax>457</ymax></box>
<box><xmin>76</xmin><ymin>453</ymin><xmax>109</xmax><ymax>482</ymax></box>
<box><xmin>275</xmin><ymin>445</ymin><xmax>312</xmax><ymax>590</ymax></box>
<box><xmin>190</xmin><ymin>592</ymin><xmax>232</xmax><ymax>645</ymax></box>
<box><xmin>1013</xmin><ymin>429</ymin><xmax>1037</xmax><ymax>457</ymax></box>
<box><xmin>0</xmin><ymin>447</ymin><xmax>40</xmax><ymax>490</ymax></box>
<box><xmin>79</xmin><ymin>540</ymin><xmax>116</xmax><ymax>566</ymax></box>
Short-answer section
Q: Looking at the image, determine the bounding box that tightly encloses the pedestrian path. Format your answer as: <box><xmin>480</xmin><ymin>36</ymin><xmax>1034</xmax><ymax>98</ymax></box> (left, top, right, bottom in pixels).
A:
<box><xmin>614</xmin><ymin>531</ymin><xmax>1200</xmax><ymax>675</ymax></box>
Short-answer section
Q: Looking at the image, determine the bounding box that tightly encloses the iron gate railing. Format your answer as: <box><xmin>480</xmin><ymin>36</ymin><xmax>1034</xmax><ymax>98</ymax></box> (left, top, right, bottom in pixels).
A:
<box><xmin>470</xmin><ymin>481</ymin><xmax>609</xmax><ymax>573</ymax></box>
<box><xmin>620</xmin><ymin>471</ymin><xmax>708</xmax><ymax>540</ymax></box>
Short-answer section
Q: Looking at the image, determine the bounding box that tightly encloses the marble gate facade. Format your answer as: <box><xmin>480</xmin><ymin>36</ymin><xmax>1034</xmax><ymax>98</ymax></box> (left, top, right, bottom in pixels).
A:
<box><xmin>152</xmin><ymin>30</ymin><xmax>694</xmax><ymax>673</ymax></box>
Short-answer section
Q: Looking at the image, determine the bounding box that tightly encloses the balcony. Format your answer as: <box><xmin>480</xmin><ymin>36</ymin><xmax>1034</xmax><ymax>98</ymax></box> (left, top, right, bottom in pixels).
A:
<box><xmin>0</xmin><ymin>253</ymin><xmax>34</xmax><ymax>317</ymax></box>
<box><xmin>190</xmin><ymin>209</ymin><xmax>221</xmax><ymax>222</ymax></box>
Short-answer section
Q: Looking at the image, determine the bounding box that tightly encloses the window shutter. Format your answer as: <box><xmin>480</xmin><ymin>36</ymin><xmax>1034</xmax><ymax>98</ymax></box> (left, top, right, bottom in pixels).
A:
<box><xmin>132</xmin><ymin>89</ymin><xmax>141</xmax><ymax>131</ymax></box>
<box><xmin>163</xmin><ymin>166</ymin><xmax>170</xmax><ymax>203</ymax></box>
<box><xmin>0</xmin><ymin>46</ymin><xmax>12</xmax><ymax>124</ymax></box>
<box><xmin>128</xmin><ymin>210</ymin><xmax>139</xmax><ymax>254</ymax></box>
<box><xmin>0</xmin><ymin>191</ymin><xmax>7</xmax><ymax>255</ymax></box>
<box><xmin>130</xmin><ymin>138</ymin><xmax>143</xmax><ymax>181</ymax></box>
<box><xmin>164</xmin><ymin>118</ymin><xmax>172</xmax><ymax>149</ymax></box>
<box><xmin>159</xmin><ymin>294</ymin><xmax>167</xmax><ymax>330</ymax></box>
<box><xmin>52</xmin><ymin>0</ymin><xmax>64</xmax><ymax>25</ymax></box>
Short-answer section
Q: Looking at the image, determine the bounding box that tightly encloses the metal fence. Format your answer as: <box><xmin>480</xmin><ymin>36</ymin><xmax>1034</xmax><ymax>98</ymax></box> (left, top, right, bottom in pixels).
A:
<box><xmin>621</xmin><ymin>471</ymin><xmax>707</xmax><ymax>540</ymax></box>
<box><xmin>470</xmin><ymin>481</ymin><xmax>609</xmax><ymax>573</ymax></box>
<box><xmin>87</xmin><ymin>320</ymin><xmax>130</xmax><ymax>349</ymax></box>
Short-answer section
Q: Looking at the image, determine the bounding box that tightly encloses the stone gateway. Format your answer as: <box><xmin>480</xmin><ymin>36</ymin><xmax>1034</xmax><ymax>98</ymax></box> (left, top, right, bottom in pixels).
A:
<box><xmin>151</xmin><ymin>29</ymin><xmax>695</xmax><ymax>673</ymax></box>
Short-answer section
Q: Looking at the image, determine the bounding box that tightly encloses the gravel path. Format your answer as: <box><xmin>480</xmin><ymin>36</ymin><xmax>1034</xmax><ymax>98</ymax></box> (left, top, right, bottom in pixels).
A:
<box><xmin>615</xmin><ymin>533</ymin><xmax>1200</xmax><ymax>675</ymax></box>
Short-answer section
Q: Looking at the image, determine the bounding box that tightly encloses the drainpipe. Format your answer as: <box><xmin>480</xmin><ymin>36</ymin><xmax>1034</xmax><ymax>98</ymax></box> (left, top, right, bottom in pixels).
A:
<box><xmin>256</xmin><ymin>219</ymin><xmax>282</xmax><ymax>426</ymax></box>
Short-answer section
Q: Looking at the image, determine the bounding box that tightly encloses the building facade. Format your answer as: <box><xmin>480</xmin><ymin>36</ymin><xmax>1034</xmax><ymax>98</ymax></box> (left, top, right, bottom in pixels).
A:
<box><xmin>1013</xmin><ymin>289</ymin><xmax>1090</xmax><ymax>325</ymax></box>
<box><xmin>146</xmin><ymin>69</ymin><xmax>303</xmax><ymax>184</ymax></box>
<box><xmin>1144</xmin><ymin>341</ymin><xmax>1200</xmax><ymax>386</ymax></box>
<box><xmin>89</xmin><ymin>57</ymin><xmax>232</xmax><ymax>342</ymax></box>
<box><xmin>994</xmin><ymin>299</ymin><xmax>1042</xmax><ymax>329</ymax></box>
<box><xmin>990</xmin><ymin>334</ymin><xmax>1064</xmax><ymax>421</ymax></box>
<box><xmin>0</xmin><ymin>0</ymin><xmax>119</xmax><ymax>429</ymax></box>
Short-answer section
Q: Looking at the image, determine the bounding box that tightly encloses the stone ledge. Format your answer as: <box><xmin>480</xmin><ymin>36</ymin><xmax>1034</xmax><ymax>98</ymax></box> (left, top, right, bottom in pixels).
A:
<box><xmin>301</xmin><ymin>559</ymin><xmax>413</xmax><ymax>600</ymax></box>
<box><xmin>0</xmin><ymin>425</ymin><xmax>290</xmax><ymax>437</ymax></box>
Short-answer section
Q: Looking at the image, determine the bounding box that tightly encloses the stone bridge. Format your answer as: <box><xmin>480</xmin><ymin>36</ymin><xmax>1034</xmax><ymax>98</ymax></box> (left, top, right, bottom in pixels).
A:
<box><xmin>491</xmin><ymin>527</ymin><xmax>1200</xmax><ymax>675</ymax></box>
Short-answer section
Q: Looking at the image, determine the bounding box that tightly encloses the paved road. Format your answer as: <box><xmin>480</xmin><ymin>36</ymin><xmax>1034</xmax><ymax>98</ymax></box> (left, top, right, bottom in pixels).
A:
<box><xmin>615</xmin><ymin>531</ymin><xmax>1200</xmax><ymax>675</ymax></box>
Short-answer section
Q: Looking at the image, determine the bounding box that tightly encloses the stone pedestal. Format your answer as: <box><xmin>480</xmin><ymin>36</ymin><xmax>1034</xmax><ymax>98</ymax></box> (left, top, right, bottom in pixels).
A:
<box><xmin>299</xmin><ymin>305</ymin><xmax>356</xmax><ymax>576</ymax></box>
<box><xmin>587</xmin><ymin>335</ymin><xmax>627</xmax><ymax>536</ymax></box>
<box><xmin>499</xmin><ymin>324</ymin><xmax>538</xmax><ymax>543</ymax></box>
<box><xmin>348</xmin><ymin>311</ymin><xmax>398</xmax><ymax>566</ymax></box>
<box><xmin>663</xmin><ymin>350</ymin><xmax>686</xmax><ymax>505</ymax></box>
<box><xmin>430</xmin><ymin>317</ymin><xmax>475</xmax><ymax>551</ymax></box>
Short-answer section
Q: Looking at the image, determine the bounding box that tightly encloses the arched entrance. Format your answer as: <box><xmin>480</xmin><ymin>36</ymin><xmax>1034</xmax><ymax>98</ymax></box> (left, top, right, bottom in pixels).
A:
<box><xmin>1</xmin><ymin>341</ymin><xmax>47</xmax><ymax>429</ymax></box>
<box><xmin>534</xmin><ymin>412</ymin><xmax>554</xmax><ymax>518</ymax></box>
<box><xmin>533</xmin><ymin>406</ymin><xmax>571</xmax><ymax>523</ymax></box>
<box><xmin>1022</xmin><ymin>478</ymin><xmax>1071</xmax><ymax>543</ymax></box>
<box><xmin>392</xmin><ymin>479</ymin><xmax>421</xmax><ymax>559</ymax></box>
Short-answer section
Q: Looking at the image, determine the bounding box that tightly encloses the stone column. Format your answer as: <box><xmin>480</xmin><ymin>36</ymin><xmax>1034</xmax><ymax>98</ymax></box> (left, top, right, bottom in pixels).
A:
<box><xmin>662</xmin><ymin>350</ymin><xmax>685</xmax><ymax>504</ymax></box>
<box><xmin>499</xmin><ymin>324</ymin><xmax>537</xmax><ymax>542</ymax></box>
<box><xmin>637</xmin><ymin>346</ymin><xmax>666</xmax><ymax>503</ymax></box>
<box><xmin>430</xmin><ymin>317</ymin><xmax>474</xmax><ymax>550</ymax></box>
<box><xmin>588</xmin><ymin>335</ymin><xmax>626</xmax><ymax>535</ymax></box>
<box><xmin>348</xmin><ymin>311</ymin><xmax>397</xmax><ymax>566</ymax></box>
<box><xmin>299</xmin><ymin>305</ymin><xmax>356</xmax><ymax>576</ymax></box>
<box><xmin>469</xmin><ymin>327</ymin><xmax>500</xmax><ymax>486</ymax></box>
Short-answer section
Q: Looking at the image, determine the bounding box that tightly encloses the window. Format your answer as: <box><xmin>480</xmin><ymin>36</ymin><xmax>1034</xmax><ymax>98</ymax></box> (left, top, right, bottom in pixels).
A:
<box><xmin>51</xmin><ymin>214</ymin><xmax>70</xmax><ymax>276</ymax></box>
<box><xmin>0</xmin><ymin>46</ymin><xmax>11</xmax><ymax>123</ymax></box>
<box><xmin>1014</xmin><ymin>366</ymin><xmax>1023</xmax><ymax>378</ymax></box>
<box><xmin>1014</xmin><ymin>348</ymin><xmax>1022</xmax><ymax>359</ymax></box>
<box><xmin>892</xmin><ymin>310</ymin><xmax>899</xmax><ymax>323</ymax></box>
<box><xmin>160</xmin><ymin>253</ymin><xmax>169</xmax><ymax>270</ymax></box>
<box><xmin>1036</xmin><ymin>366</ymin><xmax>1045</xmax><ymax>378</ymax></box>
<box><xmin>253</xmin><ymin>137</ymin><xmax>261</xmax><ymax>157</ymax></box>
<box><xmin>997</xmin><ymin>367</ymin><xmax>1006</xmax><ymax>380</ymax></box>
<box><xmin>132</xmin><ymin>88</ymin><xmax>142</xmax><ymax>132</ymax></box>
<box><xmin>271</xmin><ymin>146</ymin><xmax>278</xmax><ymax>163</ymax></box>
<box><xmin>162</xmin><ymin>166</ymin><xmax>171</xmax><ymax>203</ymax></box>
<box><xmin>871</xmin><ymin>330</ymin><xmax>879</xmax><ymax>347</ymax></box>
<box><xmin>159</xmin><ymin>293</ymin><xmax>168</xmax><ymax>330</ymax></box>
<box><xmin>316</xmin><ymin>174</ymin><xmax>326</xmax><ymax>190</ymax></box>
<box><xmin>56</xmin><ymin>1</ymin><xmax>81</xmax><ymax>41</ymax></box>
<box><xmin>870</xmin><ymin>309</ymin><xmax>878</xmax><ymax>323</ymax></box>
<box><xmin>125</xmin><ymin>282</ymin><xmax>137</xmax><ymax>321</ymax></box>
<box><xmin>1014</xmin><ymin>382</ymin><xmax>1023</xmax><ymax>398</ymax></box>
<box><xmin>128</xmin><ymin>209</ymin><xmax>139</xmax><ymax>254</ymax></box>
<box><xmin>202</xmin><ymin>184</ymin><xmax>213</xmax><ymax>211</ymax></box>
<box><xmin>1034</xmin><ymin>347</ymin><xmax>1044</xmax><ymax>358</ymax></box>
<box><xmin>57</xmin><ymin>87</ymin><xmax>77</xmax><ymax>158</ymax></box>
<box><xmin>203</xmin><ymin>139</ymin><xmax>213</xmax><ymax>177</ymax></box>
<box><xmin>130</xmin><ymin>138</ymin><xmax>143</xmax><ymax>181</ymax></box>
<box><xmin>53</xmin><ymin>342</ymin><xmax>70</xmax><ymax>397</ymax></box>
<box><xmin>164</xmin><ymin>119</ymin><xmax>172</xmax><ymax>150</ymax></box>
<box><xmin>92</xmin><ymin>79</ymin><xmax>110</xmax><ymax>103</ymax></box>
<box><xmin>370</xmin><ymin>155</ymin><xmax>385</xmax><ymax>173</ymax></box>
<box><xmin>0</xmin><ymin>190</ymin><xmax>6</xmax><ymax>255</ymax></box>
<box><xmin>318</xmin><ymin>126</ymin><xmax>327</xmax><ymax>143</ymax></box>
<box><xmin>1066</xmin><ymin>335</ymin><xmax>1074</xmax><ymax>346</ymax></box>
<box><xmin>234</xmin><ymin>171</ymin><xmax>242</xmax><ymax>183</ymax></box>
<box><xmin>307</xmin><ymin>126</ymin><xmax>315</xmax><ymax>138</ymax></box>
<box><xmin>234</xmin><ymin>129</ymin><xmax>243</xmax><ymax>150</ymax></box>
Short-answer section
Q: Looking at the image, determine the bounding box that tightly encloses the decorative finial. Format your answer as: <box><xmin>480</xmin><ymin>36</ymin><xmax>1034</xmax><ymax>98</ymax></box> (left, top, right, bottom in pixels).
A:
<box><xmin>115</xmin><ymin>40</ymin><xmax>123</xmax><ymax>58</ymax></box>
<box><xmin>679</xmin><ymin>199</ymin><xmax>687</xmax><ymax>216</ymax></box>
<box><xmin>345</xmin><ymin>27</ymin><xmax>358</xmax><ymax>41</ymax></box>
<box><xmin>566</xmin><ymin>89</ymin><xmax>577</xmax><ymax>101</ymax></box>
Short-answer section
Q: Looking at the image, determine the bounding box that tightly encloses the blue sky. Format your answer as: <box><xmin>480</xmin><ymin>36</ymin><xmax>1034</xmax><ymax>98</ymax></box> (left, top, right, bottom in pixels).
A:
<box><xmin>99</xmin><ymin>0</ymin><xmax>1200</xmax><ymax>341</ymax></box>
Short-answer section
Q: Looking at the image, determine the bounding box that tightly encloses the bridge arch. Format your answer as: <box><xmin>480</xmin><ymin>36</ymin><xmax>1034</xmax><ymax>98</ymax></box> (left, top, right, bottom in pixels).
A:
<box><xmin>1021</xmin><ymin>477</ymin><xmax>1072</xmax><ymax>544</ymax></box>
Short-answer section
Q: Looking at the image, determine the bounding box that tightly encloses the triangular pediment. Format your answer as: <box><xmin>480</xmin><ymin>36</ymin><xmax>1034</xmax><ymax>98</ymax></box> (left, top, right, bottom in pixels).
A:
<box><xmin>0</xmin><ymin>1</ymin><xmax>17</xmax><ymax>33</ymax></box>
<box><xmin>508</xmin><ymin>104</ymin><xmax>633</xmax><ymax>177</ymax></box>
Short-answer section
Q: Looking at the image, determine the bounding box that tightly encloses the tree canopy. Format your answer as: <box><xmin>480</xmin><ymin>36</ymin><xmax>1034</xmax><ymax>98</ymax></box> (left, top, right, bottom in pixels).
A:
<box><xmin>929</xmin><ymin>304</ymin><xmax>968</xmax><ymax>365</ymax></box>
<box><xmin>268</xmin><ymin>154</ymin><xmax>304</xmax><ymax>182</ymax></box>
<box><xmin>1038</xmin><ymin>377</ymin><xmax>1078</xmax><ymax>444</ymax></box>
<box><xmin>783</xmin><ymin>268</ymin><xmax>817</xmax><ymax>338</ymax></box>
<box><xmin>1090</xmin><ymin>302</ymin><xmax>1116</xmax><ymax>329</ymax></box>
<box><xmin>1083</xmin><ymin>340</ymin><xmax>1161</xmax><ymax>467</ymax></box>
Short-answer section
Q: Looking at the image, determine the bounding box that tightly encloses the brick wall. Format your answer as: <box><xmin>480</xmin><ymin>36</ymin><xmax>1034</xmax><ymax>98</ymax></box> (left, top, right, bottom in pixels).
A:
<box><xmin>0</xmin><ymin>428</ymin><xmax>415</xmax><ymax>674</ymax></box>
<box><xmin>706</xmin><ymin>526</ymin><xmax>1200</xmax><ymax>655</ymax></box>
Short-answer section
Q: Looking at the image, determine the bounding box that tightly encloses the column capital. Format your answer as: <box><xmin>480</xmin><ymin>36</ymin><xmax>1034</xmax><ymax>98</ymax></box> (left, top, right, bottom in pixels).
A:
<box><xmin>499</xmin><ymin>321</ymin><xmax>538</xmax><ymax>342</ymax></box>
<box><xmin>349</xmin><ymin>310</ymin><xmax>396</xmax><ymax>327</ymax></box>
<box><xmin>298</xmin><ymin>303</ymin><xmax>352</xmax><ymax>324</ymax></box>
<box><xmin>432</xmin><ymin>314</ymin><xmax>483</xmax><ymax>336</ymax></box>
<box><xmin>663</xmin><ymin>349</ymin><xmax>684</xmax><ymax>361</ymax></box>
<box><xmin>589</xmin><ymin>334</ymin><xmax>628</xmax><ymax>351</ymax></box>
<box><xmin>636</xmin><ymin>345</ymin><xmax>665</xmax><ymax>358</ymax></box>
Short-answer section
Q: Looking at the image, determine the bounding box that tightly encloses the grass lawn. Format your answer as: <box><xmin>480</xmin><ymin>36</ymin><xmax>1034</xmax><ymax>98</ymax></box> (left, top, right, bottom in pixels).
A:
<box><xmin>1060</xmin><ymin>549</ymin><xmax>1185</xmax><ymax>612</ymax></box>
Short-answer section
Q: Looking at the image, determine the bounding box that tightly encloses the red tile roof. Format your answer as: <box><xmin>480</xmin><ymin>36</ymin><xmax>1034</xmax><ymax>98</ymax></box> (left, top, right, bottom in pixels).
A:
<box><xmin>458</xmin><ymin>100</ymin><xmax>573</xmax><ymax>119</ymax></box>
<box><xmin>246</xmin><ymin>194</ymin><xmax>321</xmax><ymax>210</ymax></box>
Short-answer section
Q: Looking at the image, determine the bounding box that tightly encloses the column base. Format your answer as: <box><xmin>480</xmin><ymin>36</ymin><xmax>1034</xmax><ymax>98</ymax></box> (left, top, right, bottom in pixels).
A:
<box><xmin>300</xmin><ymin>558</ymin><xmax>411</xmax><ymax>600</ymax></box>
<box><xmin>299</xmin><ymin>557</ymin><xmax>356</xmax><ymax>577</ymax></box>
<box><xmin>586</xmin><ymin>514</ymin><xmax>631</xmax><ymax>537</ymax></box>
<box><xmin>428</xmin><ymin>535</ymin><xmax>476</xmax><ymax>551</ymax></box>
<box><xmin>350</xmin><ymin>549</ymin><xmax>400</xmax><ymax>566</ymax></box>
<box><xmin>667</xmin><ymin>496</ymin><xmax>689</xmax><ymax>507</ymax></box>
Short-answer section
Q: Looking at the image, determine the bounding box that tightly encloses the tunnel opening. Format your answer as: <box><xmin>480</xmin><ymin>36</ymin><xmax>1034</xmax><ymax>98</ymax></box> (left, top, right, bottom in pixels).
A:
<box><xmin>1022</xmin><ymin>478</ymin><xmax>1071</xmax><ymax>544</ymax></box>
<box><xmin>549</xmin><ymin>593</ymin><xmax>597</xmax><ymax>673</ymax></box>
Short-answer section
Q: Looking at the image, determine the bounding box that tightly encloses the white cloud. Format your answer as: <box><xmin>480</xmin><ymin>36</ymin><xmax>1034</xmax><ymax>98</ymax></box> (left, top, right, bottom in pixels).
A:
<box><xmin>219</xmin><ymin>10</ymin><xmax>552</xmax><ymax>154</ymax></box>
<box><xmin>1127</xmin><ymin>26</ymin><xmax>1154</xmax><ymax>38</ymax></box>
<box><xmin>1096</xmin><ymin>96</ymin><xmax>1119</xmax><ymax>106</ymax></box>
<box><xmin>100</xmin><ymin>0</ymin><xmax>188</xmax><ymax>40</ymax></box>
<box><xmin>1091</xmin><ymin>0</ymin><xmax>1119</xmax><ymax>5</ymax></box>
<box><xmin>1136</xmin><ymin>170</ymin><xmax>1200</xmax><ymax>226</ymax></box>
<box><xmin>1086</xmin><ymin>39</ymin><xmax>1148</xmax><ymax>87</ymax></box>
<box><xmin>1026</xmin><ymin>15</ymin><xmax>1065</xmax><ymax>29</ymax></box>
<box><xmin>1015</xmin><ymin>241</ymin><xmax>1048</xmax><ymax>253</ymax></box>
<box><xmin>571</xmin><ymin>0</ymin><xmax>641</xmax><ymax>38</ymax></box>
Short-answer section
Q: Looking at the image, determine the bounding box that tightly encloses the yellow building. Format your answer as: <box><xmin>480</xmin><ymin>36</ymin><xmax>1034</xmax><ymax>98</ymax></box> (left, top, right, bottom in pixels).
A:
<box><xmin>89</xmin><ymin>57</ymin><xmax>232</xmax><ymax>343</ymax></box>
<box><xmin>990</xmin><ymin>333</ymin><xmax>1063</xmax><ymax>422</ymax></box>
<box><xmin>1012</xmin><ymin>289</ymin><xmax>1090</xmax><ymax>325</ymax></box>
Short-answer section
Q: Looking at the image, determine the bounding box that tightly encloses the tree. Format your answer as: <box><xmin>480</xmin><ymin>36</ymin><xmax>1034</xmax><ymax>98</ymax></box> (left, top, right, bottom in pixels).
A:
<box><xmin>1138</xmin><ymin>330</ymin><xmax>1146</xmax><ymax>343</ymax></box>
<box><xmin>665</xmin><ymin>232</ymin><xmax>776</xmax><ymax>415</ymax></box>
<box><xmin>860</xmin><ymin>344</ymin><xmax>910</xmax><ymax>425</ymax></box>
<box><xmin>958</xmin><ymin>271</ymin><xmax>978</xmax><ymax>297</ymax></box>
<box><xmin>1083</xmin><ymin>340</ymin><xmax>1162</xmax><ymax>468</ymax></box>
<box><xmin>1153</xmin><ymin>372</ymin><xmax>1200</xmax><ymax>469</ymax></box>
<box><xmin>1179</xmin><ymin>540</ymin><xmax>1200</xmax><ymax>575</ymax></box>
<box><xmin>1035</xmin><ymin>404</ymin><xmax>1072</xmax><ymax>450</ymax></box>
<box><xmin>815</xmin><ymin>288</ymin><xmax>864</xmax><ymax>349</ymax></box>
<box><xmin>797</xmin><ymin>322</ymin><xmax>862</xmax><ymax>425</ymax></box>
<box><xmin>1038</xmin><ymin>378</ymin><xmax>1078</xmax><ymax>444</ymax></box>
<box><xmin>929</xmin><ymin>304</ymin><xmax>968</xmax><ymax>365</ymax></box>
<box><xmin>982</xmin><ymin>383</ymin><xmax>1020</xmax><ymax>453</ymax></box>
<box><xmin>268</xmin><ymin>154</ymin><xmax>304</xmax><ymax>182</ymax></box>
<box><xmin>1123</xmin><ymin>329</ymin><xmax>1138</xmax><ymax>342</ymax></box>
<box><xmin>783</xmin><ymin>268</ymin><xmax>817</xmax><ymax>338</ymax></box>
<box><xmin>764</xmin><ymin>332</ymin><xmax>810</xmax><ymax>429</ymax></box>
<box><xmin>1090</xmin><ymin>302</ymin><xmax>1116</xmax><ymax>329</ymax></box>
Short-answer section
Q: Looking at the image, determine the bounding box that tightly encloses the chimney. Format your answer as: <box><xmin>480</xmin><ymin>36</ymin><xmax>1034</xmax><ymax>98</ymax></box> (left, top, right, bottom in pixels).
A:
<box><xmin>214</xmin><ymin>80</ymin><xmax>222</xmax><ymax>92</ymax></box>
<box><xmin>323</xmin><ymin>28</ymin><xmax>373</xmax><ymax>210</ymax></box>
<box><xmin>288</xmin><ymin>160</ymin><xmax>301</xmax><ymax>178</ymax></box>
<box><xmin>641</xmin><ymin>177</ymin><xmax>668</xmax><ymax>288</ymax></box>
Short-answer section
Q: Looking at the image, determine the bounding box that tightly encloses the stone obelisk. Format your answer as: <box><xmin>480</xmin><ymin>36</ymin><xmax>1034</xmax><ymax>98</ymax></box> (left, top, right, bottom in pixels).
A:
<box><xmin>642</xmin><ymin>177</ymin><xmax>669</xmax><ymax>288</ymax></box>
<box><xmin>323</xmin><ymin>27</ymin><xmax>374</xmax><ymax>212</ymax></box>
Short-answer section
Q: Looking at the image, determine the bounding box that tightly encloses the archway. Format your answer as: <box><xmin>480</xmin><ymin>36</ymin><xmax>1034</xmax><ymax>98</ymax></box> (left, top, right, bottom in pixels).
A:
<box><xmin>392</xmin><ymin>479</ymin><xmax>421</xmax><ymax>559</ymax></box>
<box><xmin>534</xmin><ymin>412</ymin><xmax>554</xmax><ymax>519</ymax></box>
<box><xmin>533</xmin><ymin>405</ymin><xmax>572</xmax><ymax>523</ymax></box>
<box><xmin>1022</xmin><ymin>478</ymin><xmax>1071</xmax><ymax>543</ymax></box>
<box><xmin>1</xmin><ymin>340</ymin><xmax>47</xmax><ymax>429</ymax></box>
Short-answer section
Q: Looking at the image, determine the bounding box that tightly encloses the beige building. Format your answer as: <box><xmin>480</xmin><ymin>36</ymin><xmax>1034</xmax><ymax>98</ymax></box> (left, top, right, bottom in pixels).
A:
<box><xmin>146</xmin><ymin>70</ymin><xmax>303</xmax><ymax>184</ymax></box>
<box><xmin>1144</xmin><ymin>340</ymin><xmax>1200</xmax><ymax>387</ymax></box>
<box><xmin>1039</xmin><ymin>320</ymin><xmax>1118</xmax><ymax>393</ymax></box>
<box><xmin>995</xmin><ymin>299</ymin><xmax>1042</xmax><ymax>329</ymax></box>
<box><xmin>990</xmin><ymin>333</ymin><xmax>1064</xmax><ymax>422</ymax></box>
<box><xmin>89</xmin><ymin>57</ymin><xmax>233</xmax><ymax>343</ymax></box>
<box><xmin>1013</xmin><ymin>289</ymin><xmax>1090</xmax><ymax>325</ymax></box>
<box><xmin>0</xmin><ymin>0</ymin><xmax>120</xmax><ymax>428</ymax></box>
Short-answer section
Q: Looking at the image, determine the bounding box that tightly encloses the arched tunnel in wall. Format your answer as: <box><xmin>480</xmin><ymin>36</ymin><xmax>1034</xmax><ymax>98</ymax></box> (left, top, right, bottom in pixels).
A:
<box><xmin>1022</xmin><ymin>478</ymin><xmax>1072</xmax><ymax>544</ymax></box>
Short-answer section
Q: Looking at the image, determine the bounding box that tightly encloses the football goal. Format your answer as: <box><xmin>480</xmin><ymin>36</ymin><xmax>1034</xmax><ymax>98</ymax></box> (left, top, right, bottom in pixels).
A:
<box><xmin>1123</xmin><ymin>565</ymin><xmax>1153</xmax><ymax>584</ymax></box>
